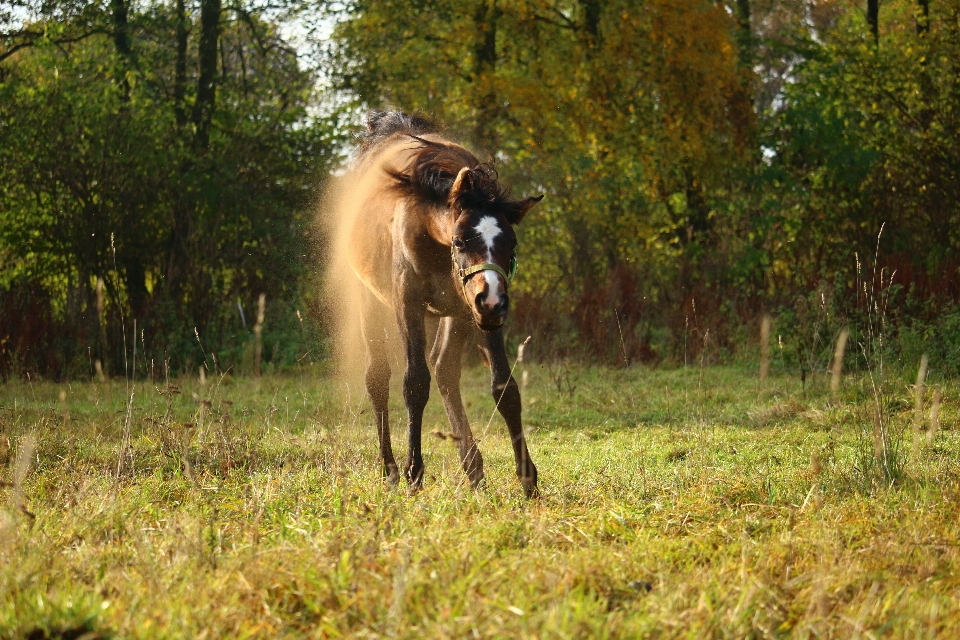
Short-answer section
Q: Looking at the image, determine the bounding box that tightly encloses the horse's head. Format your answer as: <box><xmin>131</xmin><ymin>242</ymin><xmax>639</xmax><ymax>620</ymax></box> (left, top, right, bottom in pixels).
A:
<box><xmin>448</xmin><ymin>166</ymin><xmax>542</xmax><ymax>331</ymax></box>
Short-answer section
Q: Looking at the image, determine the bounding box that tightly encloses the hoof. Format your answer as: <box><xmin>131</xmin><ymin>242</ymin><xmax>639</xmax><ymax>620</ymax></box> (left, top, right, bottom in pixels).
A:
<box><xmin>468</xmin><ymin>470</ymin><xmax>486</xmax><ymax>490</ymax></box>
<box><xmin>383</xmin><ymin>463</ymin><xmax>400</xmax><ymax>485</ymax></box>
<box><xmin>382</xmin><ymin>461</ymin><xmax>400</xmax><ymax>486</ymax></box>
<box><xmin>520</xmin><ymin>476</ymin><xmax>539</xmax><ymax>499</ymax></box>
<box><xmin>405</xmin><ymin>459</ymin><xmax>424</xmax><ymax>491</ymax></box>
<box><xmin>463</xmin><ymin>446</ymin><xmax>485</xmax><ymax>490</ymax></box>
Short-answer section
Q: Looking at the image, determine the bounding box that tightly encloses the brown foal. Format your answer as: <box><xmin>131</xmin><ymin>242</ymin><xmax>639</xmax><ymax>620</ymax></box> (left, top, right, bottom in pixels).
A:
<box><xmin>343</xmin><ymin>110</ymin><xmax>542</xmax><ymax>496</ymax></box>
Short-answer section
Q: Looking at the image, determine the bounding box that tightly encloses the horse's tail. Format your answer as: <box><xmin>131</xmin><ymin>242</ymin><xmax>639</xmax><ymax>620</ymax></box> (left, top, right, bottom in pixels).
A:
<box><xmin>360</xmin><ymin>110</ymin><xmax>435</xmax><ymax>154</ymax></box>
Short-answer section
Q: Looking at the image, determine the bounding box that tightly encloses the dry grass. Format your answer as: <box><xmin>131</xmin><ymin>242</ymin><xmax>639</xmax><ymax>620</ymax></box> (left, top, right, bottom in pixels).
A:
<box><xmin>1</xmin><ymin>365</ymin><xmax>960</xmax><ymax>638</ymax></box>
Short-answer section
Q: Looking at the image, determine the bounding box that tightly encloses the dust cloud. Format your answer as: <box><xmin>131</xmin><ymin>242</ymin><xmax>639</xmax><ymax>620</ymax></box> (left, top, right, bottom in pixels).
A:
<box><xmin>320</xmin><ymin>138</ymin><xmax>458</xmax><ymax>401</ymax></box>
<box><xmin>319</xmin><ymin>143</ymin><xmax>404</xmax><ymax>389</ymax></box>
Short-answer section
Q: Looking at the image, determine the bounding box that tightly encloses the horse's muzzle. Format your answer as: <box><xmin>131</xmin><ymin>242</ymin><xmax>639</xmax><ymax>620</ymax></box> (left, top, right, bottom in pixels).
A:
<box><xmin>474</xmin><ymin>291</ymin><xmax>508</xmax><ymax>330</ymax></box>
<box><xmin>477</xmin><ymin>319</ymin><xmax>505</xmax><ymax>332</ymax></box>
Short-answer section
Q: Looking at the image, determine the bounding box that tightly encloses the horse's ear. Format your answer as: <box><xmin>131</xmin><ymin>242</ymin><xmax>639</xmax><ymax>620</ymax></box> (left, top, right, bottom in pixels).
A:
<box><xmin>503</xmin><ymin>195</ymin><xmax>543</xmax><ymax>225</ymax></box>
<box><xmin>448</xmin><ymin>166</ymin><xmax>472</xmax><ymax>210</ymax></box>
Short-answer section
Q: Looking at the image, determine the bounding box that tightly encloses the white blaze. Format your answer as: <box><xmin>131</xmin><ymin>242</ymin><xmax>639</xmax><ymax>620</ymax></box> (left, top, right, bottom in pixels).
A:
<box><xmin>474</xmin><ymin>216</ymin><xmax>502</xmax><ymax>308</ymax></box>
<box><xmin>482</xmin><ymin>271</ymin><xmax>500</xmax><ymax>308</ymax></box>
<box><xmin>475</xmin><ymin>216</ymin><xmax>501</xmax><ymax>254</ymax></box>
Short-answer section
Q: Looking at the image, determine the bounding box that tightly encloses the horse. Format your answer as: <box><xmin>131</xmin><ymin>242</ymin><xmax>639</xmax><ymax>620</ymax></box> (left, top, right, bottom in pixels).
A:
<box><xmin>340</xmin><ymin>110</ymin><xmax>542</xmax><ymax>496</ymax></box>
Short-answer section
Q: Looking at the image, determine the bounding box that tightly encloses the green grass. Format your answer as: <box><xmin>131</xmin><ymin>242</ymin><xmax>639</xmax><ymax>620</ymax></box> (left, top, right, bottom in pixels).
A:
<box><xmin>2</xmin><ymin>364</ymin><xmax>959</xmax><ymax>638</ymax></box>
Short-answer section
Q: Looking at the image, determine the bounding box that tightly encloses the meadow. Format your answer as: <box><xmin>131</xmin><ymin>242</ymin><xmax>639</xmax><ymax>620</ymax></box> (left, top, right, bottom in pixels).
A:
<box><xmin>2</xmin><ymin>361</ymin><xmax>959</xmax><ymax>638</ymax></box>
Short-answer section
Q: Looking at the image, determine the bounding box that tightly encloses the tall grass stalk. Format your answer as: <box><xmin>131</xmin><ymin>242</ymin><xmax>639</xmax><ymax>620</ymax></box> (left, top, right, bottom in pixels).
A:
<box><xmin>10</xmin><ymin>434</ymin><xmax>36</xmax><ymax>521</ymax></box>
<box><xmin>614</xmin><ymin>308</ymin><xmax>629</xmax><ymax>366</ymax></box>
<box><xmin>254</xmin><ymin>294</ymin><xmax>266</xmax><ymax>377</ymax></box>
<box><xmin>482</xmin><ymin>335</ymin><xmax>531</xmax><ymax>442</ymax></box>
<box><xmin>96</xmin><ymin>276</ymin><xmax>108</xmax><ymax>377</ymax></box>
<box><xmin>927</xmin><ymin>388</ymin><xmax>941</xmax><ymax>448</ymax></box>
<box><xmin>698</xmin><ymin>330</ymin><xmax>709</xmax><ymax>427</ymax></box>
<box><xmin>518</xmin><ymin>339</ymin><xmax>528</xmax><ymax>391</ymax></box>
<box><xmin>759</xmin><ymin>315</ymin><xmax>771</xmax><ymax>383</ymax></box>
<box><xmin>853</xmin><ymin>225</ymin><xmax>906</xmax><ymax>489</ymax></box>
<box><xmin>116</xmin><ymin>320</ymin><xmax>137</xmax><ymax>478</ymax></box>
<box><xmin>830</xmin><ymin>327</ymin><xmax>849</xmax><ymax>394</ymax></box>
<box><xmin>912</xmin><ymin>354</ymin><xmax>929</xmax><ymax>455</ymax></box>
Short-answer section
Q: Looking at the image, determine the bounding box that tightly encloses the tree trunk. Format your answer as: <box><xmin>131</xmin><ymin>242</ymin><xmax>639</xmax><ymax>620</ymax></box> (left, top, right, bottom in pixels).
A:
<box><xmin>111</xmin><ymin>0</ymin><xmax>131</xmax><ymax>56</ymax></box>
<box><xmin>472</xmin><ymin>0</ymin><xmax>499</xmax><ymax>151</ymax></box>
<box><xmin>916</xmin><ymin>0</ymin><xmax>929</xmax><ymax>35</ymax></box>
<box><xmin>112</xmin><ymin>0</ymin><xmax>148</xmax><ymax>316</ymax></box>
<box><xmin>735</xmin><ymin>0</ymin><xmax>752</xmax><ymax>67</ymax></box>
<box><xmin>168</xmin><ymin>0</ymin><xmax>219</xmax><ymax>298</ymax></box>
<box><xmin>125</xmin><ymin>257</ymin><xmax>148</xmax><ymax>318</ymax></box>
<box><xmin>111</xmin><ymin>0</ymin><xmax>131</xmax><ymax>100</ymax></box>
<box><xmin>174</xmin><ymin>0</ymin><xmax>188</xmax><ymax>128</ymax></box>
<box><xmin>193</xmin><ymin>0</ymin><xmax>221</xmax><ymax>150</ymax></box>
<box><xmin>867</xmin><ymin>0</ymin><xmax>879</xmax><ymax>44</ymax></box>
<box><xmin>168</xmin><ymin>0</ymin><xmax>192</xmax><ymax>297</ymax></box>
<box><xmin>165</xmin><ymin>202</ymin><xmax>191</xmax><ymax>298</ymax></box>
<box><xmin>582</xmin><ymin>0</ymin><xmax>601</xmax><ymax>44</ymax></box>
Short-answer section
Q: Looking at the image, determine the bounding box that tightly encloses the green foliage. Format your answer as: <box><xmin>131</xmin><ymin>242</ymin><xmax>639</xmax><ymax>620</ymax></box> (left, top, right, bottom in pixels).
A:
<box><xmin>5</xmin><ymin>0</ymin><xmax>960</xmax><ymax>375</ymax></box>
<box><xmin>759</xmin><ymin>0</ymin><xmax>960</xmax><ymax>293</ymax></box>
<box><xmin>329</xmin><ymin>0</ymin><xmax>753</xmax><ymax>361</ymax></box>
<box><xmin>0</xmin><ymin>0</ymin><xmax>340</xmax><ymax>379</ymax></box>
<box><xmin>327</xmin><ymin>0</ymin><xmax>960</xmax><ymax>365</ymax></box>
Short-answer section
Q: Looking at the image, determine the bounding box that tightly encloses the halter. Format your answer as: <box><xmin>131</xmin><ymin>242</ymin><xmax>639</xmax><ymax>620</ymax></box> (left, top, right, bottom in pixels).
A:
<box><xmin>451</xmin><ymin>244</ymin><xmax>517</xmax><ymax>300</ymax></box>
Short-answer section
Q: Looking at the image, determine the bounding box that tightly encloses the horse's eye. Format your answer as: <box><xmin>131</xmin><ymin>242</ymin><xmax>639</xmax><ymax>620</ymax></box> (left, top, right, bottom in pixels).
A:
<box><xmin>452</xmin><ymin>238</ymin><xmax>465</xmax><ymax>250</ymax></box>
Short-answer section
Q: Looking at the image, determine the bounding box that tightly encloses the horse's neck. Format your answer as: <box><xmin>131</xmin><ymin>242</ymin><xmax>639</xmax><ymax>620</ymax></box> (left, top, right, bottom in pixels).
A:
<box><xmin>369</xmin><ymin>139</ymin><xmax>455</xmax><ymax>246</ymax></box>
<box><xmin>423</xmin><ymin>206</ymin><xmax>455</xmax><ymax>247</ymax></box>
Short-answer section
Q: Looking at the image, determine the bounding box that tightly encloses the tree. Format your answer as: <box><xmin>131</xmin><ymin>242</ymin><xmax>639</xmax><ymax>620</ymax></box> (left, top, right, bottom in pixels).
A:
<box><xmin>0</xmin><ymin>0</ymin><xmax>338</xmax><ymax>379</ymax></box>
<box><xmin>329</xmin><ymin>0</ymin><xmax>753</xmax><ymax>359</ymax></box>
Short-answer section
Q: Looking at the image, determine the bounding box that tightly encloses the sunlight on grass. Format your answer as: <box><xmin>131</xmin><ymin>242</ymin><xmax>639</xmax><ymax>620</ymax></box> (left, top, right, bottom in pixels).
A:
<box><xmin>1</xmin><ymin>366</ymin><xmax>959</xmax><ymax>638</ymax></box>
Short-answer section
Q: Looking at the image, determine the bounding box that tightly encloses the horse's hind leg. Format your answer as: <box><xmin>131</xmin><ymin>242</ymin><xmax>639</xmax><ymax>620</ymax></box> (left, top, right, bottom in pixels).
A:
<box><xmin>393</xmin><ymin>271</ymin><xmax>434</xmax><ymax>490</ymax></box>
<box><xmin>433</xmin><ymin>317</ymin><xmax>484</xmax><ymax>488</ymax></box>
<box><xmin>360</xmin><ymin>290</ymin><xmax>398</xmax><ymax>485</ymax></box>
<box><xmin>480</xmin><ymin>328</ymin><xmax>538</xmax><ymax>497</ymax></box>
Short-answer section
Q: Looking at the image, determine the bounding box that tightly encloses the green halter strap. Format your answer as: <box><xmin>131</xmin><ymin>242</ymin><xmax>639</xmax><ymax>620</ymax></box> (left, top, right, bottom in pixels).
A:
<box><xmin>452</xmin><ymin>245</ymin><xmax>517</xmax><ymax>300</ymax></box>
<box><xmin>459</xmin><ymin>262</ymin><xmax>510</xmax><ymax>284</ymax></box>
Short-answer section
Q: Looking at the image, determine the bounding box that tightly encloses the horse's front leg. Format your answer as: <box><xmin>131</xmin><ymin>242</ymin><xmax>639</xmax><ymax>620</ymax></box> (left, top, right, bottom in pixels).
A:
<box><xmin>395</xmin><ymin>275</ymin><xmax>431</xmax><ymax>490</ymax></box>
<box><xmin>480</xmin><ymin>329</ymin><xmax>538</xmax><ymax>497</ymax></box>
<box><xmin>433</xmin><ymin>316</ymin><xmax>484</xmax><ymax>487</ymax></box>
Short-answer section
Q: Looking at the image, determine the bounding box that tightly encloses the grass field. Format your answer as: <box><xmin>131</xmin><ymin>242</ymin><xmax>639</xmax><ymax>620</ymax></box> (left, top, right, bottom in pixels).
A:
<box><xmin>2</xmin><ymin>361</ymin><xmax>960</xmax><ymax>638</ymax></box>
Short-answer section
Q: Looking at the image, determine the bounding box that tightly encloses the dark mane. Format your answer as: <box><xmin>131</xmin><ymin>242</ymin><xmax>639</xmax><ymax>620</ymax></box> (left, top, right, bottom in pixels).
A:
<box><xmin>360</xmin><ymin>110</ymin><xmax>436</xmax><ymax>156</ymax></box>
<box><xmin>388</xmin><ymin>137</ymin><xmax>510</xmax><ymax>209</ymax></box>
<box><xmin>362</xmin><ymin>110</ymin><xmax>514</xmax><ymax>211</ymax></box>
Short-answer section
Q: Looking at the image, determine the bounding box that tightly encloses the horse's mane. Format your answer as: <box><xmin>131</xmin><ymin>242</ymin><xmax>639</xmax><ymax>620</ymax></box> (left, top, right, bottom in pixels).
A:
<box><xmin>389</xmin><ymin>139</ymin><xmax>511</xmax><ymax>207</ymax></box>
<box><xmin>359</xmin><ymin>110</ymin><xmax>436</xmax><ymax>156</ymax></box>
<box><xmin>362</xmin><ymin>111</ymin><xmax>510</xmax><ymax>209</ymax></box>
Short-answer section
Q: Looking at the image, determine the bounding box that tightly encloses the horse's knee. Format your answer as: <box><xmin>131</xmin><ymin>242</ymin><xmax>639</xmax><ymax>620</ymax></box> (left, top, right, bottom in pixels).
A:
<box><xmin>365</xmin><ymin>360</ymin><xmax>390</xmax><ymax>406</ymax></box>
<box><xmin>403</xmin><ymin>366</ymin><xmax>431</xmax><ymax>411</ymax></box>
<box><xmin>365</xmin><ymin>359</ymin><xmax>389</xmax><ymax>386</ymax></box>
<box><xmin>435</xmin><ymin>357</ymin><xmax>462</xmax><ymax>395</ymax></box>
<box><xmin>491</xmin><ymin>377</ymin><xmax>520</xmax><ymax>407</ymax></box>
<box><xmin>437</xmin><ymin>377</ymin><xmax>458</xmax><ymax>397</ymax></box>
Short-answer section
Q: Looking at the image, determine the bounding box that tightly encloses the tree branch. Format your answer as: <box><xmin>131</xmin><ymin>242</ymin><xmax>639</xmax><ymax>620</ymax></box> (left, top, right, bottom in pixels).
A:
<box><xmin>0</xmin><ymin>28</ymin><xmax>107</xmax><ymax>63</ymax></box>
